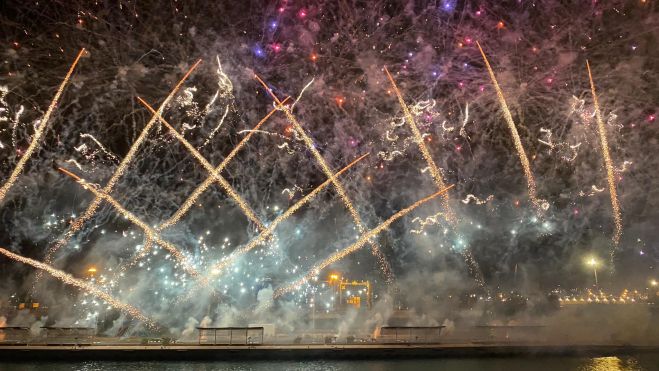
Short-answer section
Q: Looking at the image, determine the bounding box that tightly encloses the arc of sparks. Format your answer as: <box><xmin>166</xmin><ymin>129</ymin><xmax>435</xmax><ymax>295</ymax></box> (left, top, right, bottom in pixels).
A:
<box><xmin>0</xmin><ymin>48</ymin><xmax>86</xmax><ymax>204</ymax></box>
<box><xmin>207</xmin><ymin>153</ymin><xmax>369</xmax><ymax>279</ymax></box>
<box><xmin>477</xmin><ymin>42</ymin><xmax>543</xmax><ymax>210</ymax></box>
<box><xmin>383</xmin><ymin>66</ymin><xmax>455</xmax><ymax>223</ymax></box>
<box><xmin>57</xmin><ymin>167</ymin><xmax>199</xmax><ymax>277</ymax></box>
<box><xmin>156</xmin><ymin>97</ymin><xmax>290</xmax><ymax>231</ymax></box>
<box><xmin>586</xmin><ymin>60</ymin><xmax>622</xmax><ymax>247</ymax></box>
<box><xmin>137</xmin><ymin>97</ymin><xmax>265</xmax><ymax>232</ymax></box>
<box><xmin>0</xmin><ymin>246</ymin><xmax>156</xmax><ymax>328</ymax></box>
<box><xmin>44</xmin><ymin>59</ymin><xmax>202</xmax><ymax>263</ymax></box>
<box><xmin>274</xmin><ymin>184</ymin><xmax>454</xmax><ymax>298</ymax></box>
<box><xmin>254</xmin><ymin>74</ymin><xmax>393</xmax><ymax>281</ymax></box>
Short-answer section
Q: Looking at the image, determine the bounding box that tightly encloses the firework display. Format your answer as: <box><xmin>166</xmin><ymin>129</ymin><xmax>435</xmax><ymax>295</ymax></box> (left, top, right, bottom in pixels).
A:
<box><xmin>255</xmin><ymin>74</ymin><xmax>393</xmax><ymax>280</ymax></box>
<box><xmin>0</xmin><ymin>246</ymin><xmax>155</xmax><ymax>328</ymax></box>
<box><xmin>0</xmin><ymin>1</ymin><xmax>656</xmax><ymax>337</ymax></box>
<box><xmin>477</xmin><ymin>42</ymin><xmax>544</xmax><ymax>211</ymax></box>
<box><xmin>0</xmin><ymin>49</ymin><xmax>85</xmax><ymax>203</ymax></box>
<box><xmin>586</xmin><ymin>61</ymin><xmax>623</xmax><ymax>249</ymax></box>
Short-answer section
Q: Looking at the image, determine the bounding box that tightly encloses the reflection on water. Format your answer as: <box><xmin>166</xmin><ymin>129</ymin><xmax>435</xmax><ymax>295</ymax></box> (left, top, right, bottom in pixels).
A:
<box><xmin>581</xmin><ymin>356</ymin><xmax>644</xmax><ymax>371</ymax></box>
<box><xmin>0</xmin><ymin>355</ymin><xmax>658</xmax><ymax>371</ymax></box>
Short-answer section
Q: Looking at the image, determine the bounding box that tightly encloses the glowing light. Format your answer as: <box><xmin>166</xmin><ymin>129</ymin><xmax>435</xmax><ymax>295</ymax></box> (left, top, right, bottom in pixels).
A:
<box><xmin>587</xmin><ymin>60</ymin><xmax>623</xmax><ymax>247</ymax></box>
<box><xmin>253</xmin><ymin>45</ymin><xmax>265</xmax><ymax>57</ymax></box>
<box><xmin>254</xmin><ymin>74</ymin><xmax>393</xmax><ymax>281</ymax></box>
<box><xmin>0</xmin><ymin>49</ymin><xmax>85</xmax><ymax>204</ymax></box>
<box><xmin>477</xmin><ymin>42</ymin><xmax>543</xmax><ymax>211</ymax></box>
<box><xmin>274</xmin><ymin>185</ymin><xmax>454</xmax><ymax>298</ymax></box>
<box><xmin>0</xmin><ymin>246</ymin><xmax>155</xmax><ymax>328</ymax></box>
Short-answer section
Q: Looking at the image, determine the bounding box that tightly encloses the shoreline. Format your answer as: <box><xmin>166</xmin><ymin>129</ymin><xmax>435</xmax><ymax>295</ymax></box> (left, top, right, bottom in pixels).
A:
<box><xmin>1</xmin><ymin>343</ymin><xmax>658</xmax><ymax>361</ymax></box>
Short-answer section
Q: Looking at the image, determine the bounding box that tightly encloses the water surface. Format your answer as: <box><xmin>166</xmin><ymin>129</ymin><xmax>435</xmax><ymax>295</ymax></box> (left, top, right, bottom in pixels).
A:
<box><xmin>1</xmin><ymin>355</ymin><xmax>658</xmax><ymax>371</ymax></box>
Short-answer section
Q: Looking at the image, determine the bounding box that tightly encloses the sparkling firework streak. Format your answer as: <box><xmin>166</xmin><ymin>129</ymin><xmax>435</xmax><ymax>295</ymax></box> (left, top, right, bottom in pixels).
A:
<box><xmin>460</xmin><ymin>103</ymin><xmax>471</xmax><ymax>140</ymax></box>
<box><xmin>274</xmin><ymin>185</ymin><xmax>454</xmax><ymax>298</ymax></box>
<box><xmin>254</xmin><ymin>74</ymin><xmax>393</xmax><ymax>281</ymax></box>
<box><xmin>207</xmin><ymin>153</ymin><xmax>369</xmax><ymax>278</ymax></box>
<box><xmin>201</xmin><ymin>104</ymin><xmax>230</xmax><ymax>148</ymax></box>
<box><xmin>384</xmin><ymin>66</ymin><xmax>454</xmax><ymax>223</ymax></box>
<box><xmin>156</xmin><ymin>97</ymin><xmax>290</xmax><ymax>231</ymax></box>
<box><xmin>586</xmin><ymin>60</ymin><xmax>623</xmax><ymax>247</ymax></box>
<box><xmin>57</xmin><ymin>167</ymin><xmax>199</xmax><ymax>277</ymax></box>
<box><xmin>477</xmin><ymin>42</ymin><xmax>544</xmax><ymax>210</ymax></box>
<box><xmin>137</xmin><ymin>97</ymin><xmax>266</xmax><ymax>232</ymax></box>
<box><xmin>80</xmin><ymin>133</ymin><xmax>118</xmax><ymax>162</ymax></box>
<box><xmin>384</xmin><ymin>67</ymin><xmax>485</xmax><ymax>287</ymax></box>
<box><xmin>0</xmin><ymin>49</ymin><xmax>85</xmax><ymax>204</ymax></box>
<box><xmin>290</xmin><ymin>78</ymin><xmax>315</xmax><ymax>110</ymax></box>
<box><xmin>44</xmin><ymin>60</ymin><xmax>201</xmax><ymax>261</ymax></box>
<box><xmin>0</xmin><ymin>246</ymin><xmax>156</xmax><ymax>328</ymax></box>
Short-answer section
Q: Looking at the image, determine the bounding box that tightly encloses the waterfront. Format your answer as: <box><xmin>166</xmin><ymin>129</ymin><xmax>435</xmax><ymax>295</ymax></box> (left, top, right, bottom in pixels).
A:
<box><xmin>2</xmin><ymin>355</ymin><xmax>659</xmax><ymax>371</ymax></box>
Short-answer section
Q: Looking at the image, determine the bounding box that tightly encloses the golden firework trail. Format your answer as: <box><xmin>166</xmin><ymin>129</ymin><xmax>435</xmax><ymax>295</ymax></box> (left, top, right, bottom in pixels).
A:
<box><xmin>383</xmin><ymin>66</ymin><xmax>454</xmax><ymax>222</ymax></box>
<box><xmin>274</xmin><ymin>185</ymin><xmax>454</xmax><ymax>298</ymax></box>
<box><xmin>477</xmin><ymin>42</ymin><xmax>543</xmax><ymax>210</ymax></box>
<box><xmin>0</xmin><ymin>246</ymin><xmax>156</xmax><ymax>328</ymax></box>
<box><xmin>206</xmin><ymin>153</ymin><xmax>369</xmax><ymax>280</ymax></box>
<box><xmin>254</xmin><ymin>74</ymin><xmax>393</xmax><ymax>281</ymax></box>
<box><xmin>586</xmin><ymin>61</ymin><xmax>622</xmax><ymax>247</ymax></box>
<box><xmin>384</xmin><ymin>67</ymin><xmax>486</xmax><ymax>287</ymax></box>
<box><xmin>157</xmin><ymin>97</ymin><xmax>290</xmax><ymax>231</ymax></box>
<box><xmin>0</xmin><ymin>49</ymin><xmax>85</xmax><ymax>204</ymax></box>
<box><xmin>137</xmin><ymin>97</ymin><xmax>265</xmax><ymax>232</ymax></box>
<box><xmin>45</xmin><ymin>60</ymin><xmax>202</xmax><ymax>261</ymax></box>
<box><xmin>57</xmin><ymin>167</ymin><xmax>199</xmax><ymax>277</ymax></box>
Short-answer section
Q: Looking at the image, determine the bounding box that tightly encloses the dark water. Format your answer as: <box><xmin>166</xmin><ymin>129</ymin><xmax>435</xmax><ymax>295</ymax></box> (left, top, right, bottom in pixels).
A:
<box><xmin>1</xmin><ymin>355</ymin><xmax>659</xmax><ymax>371</ymax></box>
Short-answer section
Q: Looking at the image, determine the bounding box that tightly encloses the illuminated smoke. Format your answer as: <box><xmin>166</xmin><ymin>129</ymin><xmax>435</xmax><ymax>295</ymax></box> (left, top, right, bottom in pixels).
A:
<box><xmin>206</xmin><ymin>153</ymin><xmax>369</xmax><ymax>280</ymax></box>
<box><xmin>0</xmin><ymin>246</ymin><xmax>155</xmax><ymax>328</ymax></box>
<box><xmin>57</xmin><ymin>167</ymin><xmax>199</xmax><ymax>277</ymax></box>
<box><xmin>274</xmin><ymin>185</ymin><xmax>454</xmax><ymax>298</ymax></box>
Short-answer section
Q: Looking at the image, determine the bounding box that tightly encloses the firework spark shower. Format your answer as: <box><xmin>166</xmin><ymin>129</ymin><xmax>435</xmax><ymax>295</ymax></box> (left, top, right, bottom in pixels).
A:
<box><xmin>0</xmin><ymin>0</ymin><xmax>657</xmax><ymax>345</ymax></box>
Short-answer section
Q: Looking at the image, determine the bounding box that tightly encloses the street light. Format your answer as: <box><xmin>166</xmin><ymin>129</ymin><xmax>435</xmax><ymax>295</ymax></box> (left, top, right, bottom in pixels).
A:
<box><xmin>585</xmin><ymin>257</ymin><xmax>599</xmax><ymax>286</ymax></box>
<box><xmin>650</xmin><ymin>279</ymin><xmax>657</xmax><ymax>287</ymax></box>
